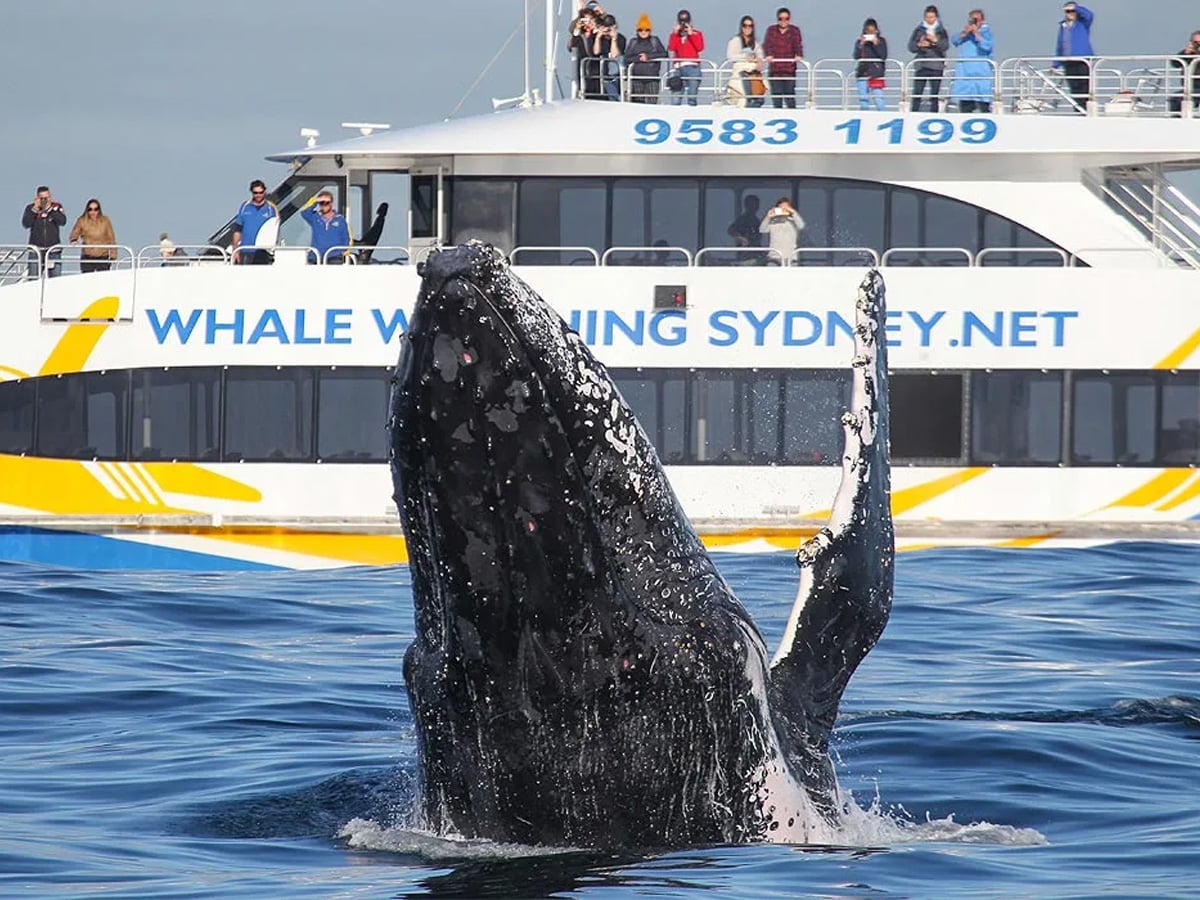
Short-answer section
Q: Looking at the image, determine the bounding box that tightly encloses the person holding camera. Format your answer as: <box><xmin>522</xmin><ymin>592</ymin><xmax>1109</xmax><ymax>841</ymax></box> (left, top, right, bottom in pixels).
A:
<box><xmin>569</xmin><ymin>8</ymin><xmax>603</xmax><ymax>99</ymax></box>
<box><xmin>1168</xmin><ymin>31</ymin><xmax>1200</xmax><ymax>118</ymax></box>
<box><xmin>592</xmin><ymin>13</ymin><xmax>626</xmax><ymax>100</ymax></box>
<box><xmin>1053</xmin><ymin>3</ymin><xmax>1095</xmax><ymax>114</ymax></box>
<box><xmin>853</xmin><ymin>19</ymin><xmax>889</xmax><ymax>112</ymax></box>
<box><xmin>908</xmin><ymin>5</ymin><xmax>949</xmax><ymax>112</ymax></box>
<box><xmin>625</xmin><ymin>15</ymin><xmax>668</xmax><ymax>104</ymax></box>
<box><xmin>667</xmin><ymin>9</ymin><xmax>705</xmax><ymax>106</ymax></box>
<box><xmin>758</xmin><ymin>197</ymin><xmax>805</xmax><ymax>267</ymax></box>
<box><xmin>950</xmin><ymin>9</ymin><xmax>994</xmax><ymax>113</ymax></box>
<box><xmin>21</xmin><ymin>186</ymin><xmax>67</xmax><ymax>279</ymax></box>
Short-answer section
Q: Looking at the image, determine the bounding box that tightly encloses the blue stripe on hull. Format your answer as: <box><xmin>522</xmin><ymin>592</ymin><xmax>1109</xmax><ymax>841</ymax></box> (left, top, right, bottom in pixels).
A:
<box><xmin>0</xmin><ymin>527</ymin><xmax>282</xmax><ymax>571</ymax></box>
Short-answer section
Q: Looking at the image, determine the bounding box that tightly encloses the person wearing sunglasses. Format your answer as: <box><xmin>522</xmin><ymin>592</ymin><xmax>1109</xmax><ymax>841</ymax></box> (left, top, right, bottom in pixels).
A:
<box><xmin>726</xmin><ymin>17</ymin><xmax>766</xmax><ymax>108</ymax></box>
<box><xmin>231</xmin><ymin>179</ymin><xmax>279</xmax><ymax>265</ymax></box>
<box><xmin>69</xmin><ymin>199</ymin><xmax>117</xmax><ymax>274</ymax></box>
<box><xmin>763</xmin><ymin>7</ymin><xmax>803</xmax><ymax>109</ymax></box>
<box><xmin>624</xmin><ymin>14</ymin><xmax>668</xmax><ymax>103</ymax></box>
<box><xmin>300</xmin><ymin>191</ymin><xmax>351</xmax><ymax>265</ymax></box>
<box><xmin>1053</xmin><ymin>3</ymin><xmax>1095</xmax><ymax>114</ymax></box>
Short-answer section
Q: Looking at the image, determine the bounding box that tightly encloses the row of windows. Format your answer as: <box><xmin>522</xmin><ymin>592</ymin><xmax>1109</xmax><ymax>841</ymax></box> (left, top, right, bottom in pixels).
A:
<box><xmin>0</xmin><ymin>367</ymin><xmax>1195</xmax><ymax>466</ymax></box>
<box><xmin>449</xmin><ymin>176</ymin><xmax>1065</xmax><ymax>266</ymax></box>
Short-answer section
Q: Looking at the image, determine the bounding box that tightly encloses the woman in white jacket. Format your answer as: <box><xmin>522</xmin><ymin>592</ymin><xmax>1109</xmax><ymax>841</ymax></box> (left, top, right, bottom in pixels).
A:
<box><xmin>725</xmin><ymin>16</ymin><xmax>766</xmax><ymax>107</ymax></box>
<box><xmin>759</xmin><ymin>197</ymin><xmax>805</xmax><ymax>265</ymax></box>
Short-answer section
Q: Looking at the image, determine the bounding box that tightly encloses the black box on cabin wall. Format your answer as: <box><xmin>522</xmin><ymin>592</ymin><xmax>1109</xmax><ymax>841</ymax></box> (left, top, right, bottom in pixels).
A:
<box><xmin>653</xmin><ymin>285</ymin><xmax>687</xmax><ymax>310</ymax></box>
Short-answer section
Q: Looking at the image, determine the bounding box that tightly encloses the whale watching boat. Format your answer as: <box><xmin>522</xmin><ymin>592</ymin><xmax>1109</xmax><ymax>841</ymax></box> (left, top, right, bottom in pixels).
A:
<box><xmin>0</xmin><ymin>8</ymin><xmax>1198</xmax><ymax>569</ymax></box>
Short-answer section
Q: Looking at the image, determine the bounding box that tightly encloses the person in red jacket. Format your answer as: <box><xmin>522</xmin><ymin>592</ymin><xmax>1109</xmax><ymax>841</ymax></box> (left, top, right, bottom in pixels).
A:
<box><xmin>667</xmin><ymin>9</ymin><xmax>705</xmax><ymax>106</ymax></box>
<box><xmin>762</xmin><ymin>6</ymin><xmax>804</xmax><ymax>109</ymax></box>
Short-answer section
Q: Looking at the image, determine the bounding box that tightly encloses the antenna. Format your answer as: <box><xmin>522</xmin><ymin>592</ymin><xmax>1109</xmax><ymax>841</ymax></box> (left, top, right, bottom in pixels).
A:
<box><xmin>300</xmin><ymin>128</ymin><xmax>320</xmax><ymax>148</ymax></box>
<box><xmin>342</xmin><ymin>122</ymin><xmax>391</xmax><ymax>137</ymax></box>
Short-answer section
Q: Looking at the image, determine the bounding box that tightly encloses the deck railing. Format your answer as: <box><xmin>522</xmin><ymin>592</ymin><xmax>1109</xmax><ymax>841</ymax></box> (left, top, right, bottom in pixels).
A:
<box><xmin>573</xmin><ymin>53</ymin><xmax>1198</xmax><ymax>116</ymax></box>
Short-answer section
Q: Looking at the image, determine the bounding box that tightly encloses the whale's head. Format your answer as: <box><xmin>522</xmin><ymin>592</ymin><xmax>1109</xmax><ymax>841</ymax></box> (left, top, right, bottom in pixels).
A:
<box><xmin>390</xmin><ymin>244</ymin><xmax>777</xmax><ymax>847</ymax></box>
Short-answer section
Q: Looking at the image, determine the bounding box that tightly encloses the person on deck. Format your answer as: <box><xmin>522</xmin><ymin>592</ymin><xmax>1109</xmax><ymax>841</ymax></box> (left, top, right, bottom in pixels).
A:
<box><xmin>950</xmin><ymin>9</ymin><xmax>994</xmax><ymax>113</ymax></box>
<box><xmin>1168</xmin><ymin>31</ymin><xmax>1200</xmax><ymax>118</ymax></box>
<box><xmin>763</xmin><ymin>7</ymin><xmax>804</xmax><ymax>109</ymax></box>
<box><xmin>625</xmin><ymin>14</ymin><xmax>668</xmax><ymax>103</ymax></box>
<box><xmin>21</xmin><ymin>186</ymin><xmax>66</xmax><ymax>278</ymax></box>
<box><xmin>759</xmin><ymin>197</ymin><xmax>805</xmax><ymax>266</ymax></box>
<box><xmin>69</xmin><ymin>199</ymin><xmax>117</xmax><ymax>274</ymax></box>
<box><xmin>667</xmin><ymin>9</ymin><xmax>704</xmax><ymax>106</ymax></box>
<box><xmin>231</xmin><ymin>179</ymin><xmax>279</xmax><ymax>265</ymax></box>
<box><xmin>908</xmin><ymin>5</ymin><xmax>950</xmax><ymax>112</ymax></box>
<box><xmin>853</xmin><ymin>18</ymin><xmax>889</xmax><ymax>112</ymax></box>
<box><xmin>1053</xmin><ymin>2</ymin><xmax>1095</xmax><ymax>113</ymax></box>
<box><xmin>300</xmin><ymin>191</ymin><xmax>351</xmax><ymax>264</ymax></box>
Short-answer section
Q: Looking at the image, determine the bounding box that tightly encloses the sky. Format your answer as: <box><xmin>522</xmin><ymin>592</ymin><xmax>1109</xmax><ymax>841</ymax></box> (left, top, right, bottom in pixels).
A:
<box><xmin>4</xmin><ymin>0</ymin><xmax>1198</xmax><ymax>250</ymax></box>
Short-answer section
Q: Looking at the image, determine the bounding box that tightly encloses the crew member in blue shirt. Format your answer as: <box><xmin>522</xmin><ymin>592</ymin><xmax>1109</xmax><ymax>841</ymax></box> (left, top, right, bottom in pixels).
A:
<box><xmin>300</xmin><ymin>191</ymin><xmax>352</xmax><ymax>264</ymax></box>
<box><xmin>1053</xmin><ymin>2</ymin><xmax>1095</xmax><ymax>113</ymax></box>
<box><xmin>231</xmin><ymin>179</ymin><xmax>279</xmax><ymax>265</ymax></box>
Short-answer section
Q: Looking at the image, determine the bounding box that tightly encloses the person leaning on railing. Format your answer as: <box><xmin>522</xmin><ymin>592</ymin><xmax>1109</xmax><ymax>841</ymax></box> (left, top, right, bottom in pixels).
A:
<box><xmin>725</xmin><ymin>16</ymin><xmax>766</xmax><ymax>108</ymax></box>
<box><xmin>1168</xmin><ymin>31</ymin><xmax>1200</xmax><ymax>118</ymax></box>
<box><xmin>667</xmin><ymin>9</ymin><xmax>704</xmax><ymax>107</ymax></box>
<box><xmin>69</xmin><ymin>199</ymin><xmax>117</xmax><ymax>274</ymax></box>
<box><xmin>625</xmin><ymin>14</ymin><xmax>668</xmax><ymax>104</ymax></box>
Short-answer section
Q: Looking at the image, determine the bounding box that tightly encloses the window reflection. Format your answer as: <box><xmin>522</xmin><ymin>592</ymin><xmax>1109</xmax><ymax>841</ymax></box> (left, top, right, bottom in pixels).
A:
<box><xmin>891</xmin><ymin>373</ymin><xmax>964</xmax><ymax>460</ymax></box>
<box><xmin>317</xmin><ymin>368</ymin><xmax>391</xmax><ymax>461</ymax></box>
<box><xmin>1072</xmin><ymin>373</ymin><xmax>1157</xmax><ymax>465</ymax></box>
<box><xmin>36</xmin><ymin>371</ymin><xmax>129</xmax><ymax>460</ymax></box>
<box><xmin>131</xmin><ymin>368</ymin><xmax>221</xmax><ymax>461</ymax></box>
<box><xmin>225</xmin><ymin>368</ymin><xmax>314</xmax><ymax>461</ymax></box>
<box><xmin>450</xmin><ymin>179</ymin><xmax>516</xmax><ymax>250</ymax></box>
<box><xmin>971</xmin><ymin>372</ymin><xmax>1062</xmax><ymax>463</ymax></box>
<box><xmin>1160</xmin><ymin>373</ymin><xmax>1200</xmax><ymax>464</ymax></box>
<box><xmin>0</xmin><ymin>379</ymin><xmax>35</xmax><ymax>455</ymax></box>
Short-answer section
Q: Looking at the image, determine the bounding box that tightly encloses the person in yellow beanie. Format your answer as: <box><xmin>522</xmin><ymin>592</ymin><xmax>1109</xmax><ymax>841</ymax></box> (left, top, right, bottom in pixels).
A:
<box><xmin>623</xmin><ymin>13</ymin><xmax>668</xmax><ymax>103</ymax></box>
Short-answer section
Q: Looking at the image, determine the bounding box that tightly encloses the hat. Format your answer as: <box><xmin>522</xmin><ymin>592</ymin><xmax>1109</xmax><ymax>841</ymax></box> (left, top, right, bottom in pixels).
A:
<box><xmin>677</xmin><ymin>8</ymin><xmax>690</xmax><ymax>22</ymax></box>
<box><xmin>1062</xmin><ymin>2</ymin><xmax>1076</xmax><ymax>8</ymax></box>
<box><xmin>637</xmin><ymin>13</ymin><xmax>651</xmax><ymax>29</ymax></box>
<box><xmin>159</xmin><ymin>234</ymin><xmax>176</xmax><ymax>256</ymax></box>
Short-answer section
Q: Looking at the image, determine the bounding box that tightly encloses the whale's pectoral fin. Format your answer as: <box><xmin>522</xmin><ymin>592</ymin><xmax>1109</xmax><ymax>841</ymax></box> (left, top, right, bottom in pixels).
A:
<box><xmin>767</xmin><ymin>270</ymin><xmax>894</xmax><ymax>820</ymax></box>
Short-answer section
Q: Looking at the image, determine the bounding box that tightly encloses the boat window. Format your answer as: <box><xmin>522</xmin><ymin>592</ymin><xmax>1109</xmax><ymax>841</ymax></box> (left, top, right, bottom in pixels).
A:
<box><xmin>1072</xmin><ymin>372</ymin><xmax>1157</xmax><ymax>465</ymax></box>
<box><xmin>131</xmin><ymin>368</ymin><xmax>221</xmax><ymax>461</ymax></box>
<box><xmin>317</xmin><ymin>367</ymin><xmax>391</xmax><ymax>461</ymax></box>
<box><xmin>449</xmin><ymin>179</ymin><xmax>516</xmax><ymax>251</ymax></box>
<box><xmin>971</xmin><ymin>371</ymin><xmax>1063</xmax><ymax>464</ymax></box>
<box><xmin>410</xmin><ymin>174</ymin><xmax>437</xmax><ymax>239</ymax></box>
<box><xmin>691</xmin><ymin>371</ymin><xmax>782</xmax><ymax>464</ymax></box>
<box><xmin>781</xmin><ymin>373</ymin><xmax>850</xmax><ymax>464</ymax></box>
<box><xmin>888</xmin><ymin>188</ymin><xmax>921</xmax><ymax>253</ymax></box>
<box><xmin>831</xmin><ymin>183</ymin><xmax>885</xmax><ymax>254</ymax></box>
<box><xmin>891</xmin><ymin>372</ymin><xmax>964</xmax><ymax>460</ymax></box>
<box><xmin>660</xmin><ymin>374</ymin><xmax>688</xmax><ymax>463</ymax></box>
<box><xmin>1160</xmin><ymin>373</ymin><xmax>1200</xmax><ymax>465</ymax></box>
<box><xmin>36</xmin><ymin>371</ymin><xmax>129</xmax><ymax>460</ymax></box>
<box><xmin>612</xmin><ymin>179</ymin><xmax>700</xmax><ymax>253</ymax></box>
<box><xmin>518</xmin><ymin>179</ymin><xmax>607</xmax><ymax>264</ymax></box>
<box><xmin>702</xmin><ymin>181</ymin><xmax>791</xmax><ymax>251</ymax></box>
<box><xmin>612</xmin><ymin>371</ymin><xmax>659</xmax><ymax>450</ymax></box>
<box><xmin>224</xmin><ymin>368</ymin><xmax>314</xmax><ymax>461</ymax></box>
<box><xmin>0</xmin><ymin>379</ymin><xmax>35</xmax><ymax>455</ymax></box>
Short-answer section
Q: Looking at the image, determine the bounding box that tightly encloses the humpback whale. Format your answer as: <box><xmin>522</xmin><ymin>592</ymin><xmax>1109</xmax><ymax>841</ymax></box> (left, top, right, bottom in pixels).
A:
<box><xmin>389</xmin><ymin>244</ymin><xmax>893</xmax><ymax>848</ymax></box>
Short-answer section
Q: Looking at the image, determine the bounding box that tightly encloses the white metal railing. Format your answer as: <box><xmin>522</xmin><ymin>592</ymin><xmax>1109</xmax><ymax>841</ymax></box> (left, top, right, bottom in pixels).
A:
<box><xmin>322</xmin><ymin>245</ymin><xmax>411</xmax><ymax>264</ymax></box>
<box><xmin>43</xmin><ymin>244</ymin><xmax>137</xmax><ymax>276</ymax></box>
<box><xmin>568</xmin><ymin>53</ymin><xmax>1198</xmax><ymax>115</ymax></box>
<box><xmin>694</xmin><ymin>247</ymin><xmax>783</xmax><ymax>266</ymax></box>
<box><xmin>135</xmin><ymin>245</ymin><xmax>229</xmax><ymax>267</ymax></box>
<box><xmin>976</xmin><ymin>247</ymin><xmax>1069</xmax><ymax>267</ymax></box>
<box><xmin>510</xmin><ymin>246</ymin><xmax>599</xmax><ymax>265</ymax></box>
<box><xmin>1084</xmin><ymin>164</ymin><xmax>1200</xmax><ymax>269</ymax></box>
<box><xmin>881</xmin><ymin>246</ymin><xmax>975</xmax><ymax>267</ymax></box>
<box><xmin>601</xmin><ymin>245</ymin><xmax>692</xmax><ymax>266</ymax></box>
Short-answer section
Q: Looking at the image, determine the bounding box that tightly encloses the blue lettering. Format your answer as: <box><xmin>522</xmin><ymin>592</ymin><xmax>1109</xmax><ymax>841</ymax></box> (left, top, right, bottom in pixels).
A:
<box><xmin>708</xmin><ymin>311</ymin><xmax>739</xmax><ymax>347</ymax></box>
<box><xmin>783</xmin><ymin>311</ymin><xmax>821</xmax><ymax>346</ymax></box>
<box><xmin>146</xmin><ymin>309</ymin><xmax>202</xmax><ymax>345</ymax></box>
<box><xmin>885</xmin><ymin>309</ymin><xmax>902</xmax><ymax>347</ymax></box>
<box><xmin>825</xmin><ymin>311</ymin><xmax>854</xmax><ymax>347</ymax></box>
<box><xmin>742</xmin><ymin>310</ymin><xmax>780</xmax><ymax>346</ymax></box>
<box><xmin>205</xmin><ymin>308</ymin><xmax>245</xmax><ymax>344</ymax></box>
<box><xmin>325</xmin><ymin>308</ymin><xmax>353</xmax><ymax>345</ymax></box>
<box><xmin>1043</xmin><ymin>310</ymin><xmax>1078</xmax><ymax>347</ymax></box>
<box><xmin>603</xmin><ymin>310</ymin><xmax>645</xmax><ymax>346</ymax></box>
<box><xmin>963</xmin><ymin>311</ymin><xmax>1003</xmax><ymax>347</ymax></box>
<box><xmin>566</xmin><ymin>310</ymin><xmax>583</xmax><ymax>334</ymax></box>
<box><xmin>248</xmin><ymin>309</ymin><xmax>290</xmax><ymax>345</ymax></box>
<box><xmin>1009</xmin><ymin>311</ymin><xmax>1038</xmax><ymax>347</ymax></box>
<box><xmin>371</xmin><ymin>308</ymin><xmax>408</xmax><ymax>343</ymax></box>
<box><xmin>582</xmin><ymin>310</ymin><xmax>598</xmax><ymax>345</ymax></box>
<box><xmin>908</xmin><ymin>310</ymin><xmax>945</xmax><ymax>348</ymax></box>
<box><xmin>649</xmin><ymin>311</ymin><xmax>686</xmax><ymax>346</ymax></box>
<box><xmin>293</xmin><ymin>309</ymin><xmax>321</xmax><ymax>345</ymax></box>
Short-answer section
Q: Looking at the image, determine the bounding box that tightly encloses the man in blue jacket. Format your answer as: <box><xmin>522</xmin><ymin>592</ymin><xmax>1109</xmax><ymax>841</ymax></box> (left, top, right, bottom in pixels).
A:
<box><xmin>1053</xmin><ymin>2</ymin><xmax>1095</xmax><ymax>113</ymax></box>
<box><xmin>300</xmin><ymin>191</ymin><xmax>351</xmax><ymax>264</ymax></box>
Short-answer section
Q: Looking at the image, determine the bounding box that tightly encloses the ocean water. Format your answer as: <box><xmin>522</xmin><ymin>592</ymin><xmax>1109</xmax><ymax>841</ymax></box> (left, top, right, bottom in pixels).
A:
<box><xmin>2</xmin><ymin>542</ymin><xmax>1197</xmax><ymax>899</ymax></box>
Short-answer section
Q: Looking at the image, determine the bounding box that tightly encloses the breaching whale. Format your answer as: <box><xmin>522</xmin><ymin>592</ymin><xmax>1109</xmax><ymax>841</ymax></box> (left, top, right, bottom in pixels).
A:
<box><xmin>388</xmin><ymin>244</ymin><xmax>893</xmax><ymax>848</ymax></box>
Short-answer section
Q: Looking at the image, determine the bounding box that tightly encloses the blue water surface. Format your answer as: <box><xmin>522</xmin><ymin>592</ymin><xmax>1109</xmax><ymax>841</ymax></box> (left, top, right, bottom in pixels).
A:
<box><xmin>1</xmin><ymin>543</ymin><xmax>1197</xmax><ymax>899</ymax></box>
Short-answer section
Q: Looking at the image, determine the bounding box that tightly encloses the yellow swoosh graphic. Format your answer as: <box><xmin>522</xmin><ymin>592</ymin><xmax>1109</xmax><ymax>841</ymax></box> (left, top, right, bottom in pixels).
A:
<box><xmin>1155</xmin><ymin>326</ymin><xmax>1200</xmax><ymax>370</ymax></box>
<box><xmin>39</xmin><ymin>296</ymin><xmax>120</xmax><ymax>376</ymax></box>
<box><xmin>1155</xmin><ymin>472</ymin><xmax>1200</xmax><ymax>512</ymax></box>
<box><xmin>1104</xmin><ymin>470</ymin><xmax>1194</xmax><ymax>509</ymax></box>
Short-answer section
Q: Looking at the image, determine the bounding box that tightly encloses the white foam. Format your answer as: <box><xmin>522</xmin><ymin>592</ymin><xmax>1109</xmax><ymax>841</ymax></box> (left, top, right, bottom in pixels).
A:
<box><xmin>338</xmin><ymin>818</ymin><xmax>578</xmax><ymax>859</ymax></box>
<box><xmin>833</xmin><ymin>797</ymin><xmax>1047</xmax><ymax>847</ymax></box>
